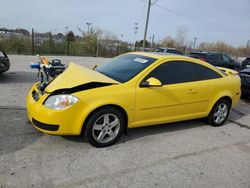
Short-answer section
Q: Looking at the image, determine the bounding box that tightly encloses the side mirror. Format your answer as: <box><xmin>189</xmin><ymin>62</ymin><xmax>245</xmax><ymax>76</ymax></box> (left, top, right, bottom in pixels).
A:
<box><xmin>92</xmin><ymin>65</ymin><xmax>97</xmax><ymax>70</ymax></box>
<box><xmin>140</xmin><ymin>77</ymin><xmax>162</xmax><ymax>87</ymax></box>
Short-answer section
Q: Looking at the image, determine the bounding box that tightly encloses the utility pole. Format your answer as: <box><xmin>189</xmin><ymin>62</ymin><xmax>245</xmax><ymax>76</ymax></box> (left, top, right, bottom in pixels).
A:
<box><xmin>134</xmin><ymin>22</ymin><xmax>139</xmax><ymax>51</ymax></box>
<box><xmin>31</xmin><ymin>28</ymin><xmax>34</xmax><ymax>55</ymax></box>
<box><xmin>151</xmin><ymin>34</ymin><xmax>154</xmax><ymax>51</ymax></box>
<box><xmin>193</xmin><ymin>37</ymin><xmax>198</xmax><ymax>49</ymax></box>
<box><xmin>65</xmin><ymin>26</ymin><xmax>69</xmax><ymax>56</ymax></box>
<box><xmin>65</xmin><ymin>26</ymin><xmax>68</xmax><ymax>36</ymax></box>
<box><xmin>247</xmin><ymin>40</ymin><xmax>250</xmax><ymax>48</ymax></box>
<box><xmin>96</xmin><ymin>39</ymin><xmax>99</xmax><ymax>57</ymax></box>
<box><xmin>86</xmin><ymin>22</ymin><xmax>92</xmax><ymax>33</ymax></box>
<box><xmin>143</xmin><ymin>0</ymin><xmax>151</xmax><ymax>51</ymax></box>
<box><xmin>67</xmin><ymin>36</ymin><xmax>69</xmax><ymax>56</ymax></box>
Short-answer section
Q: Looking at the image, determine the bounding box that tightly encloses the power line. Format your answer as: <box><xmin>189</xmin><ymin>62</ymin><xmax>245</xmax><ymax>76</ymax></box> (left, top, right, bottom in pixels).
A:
<box><xmin>199</xmin><ymin>0</ymin><xmax>250</xmax><ymax>18</ymax></box>
<box><xmin>151</xmin><ymin>0</ymin><xmax>159</xmax><ymax>6</ymax></box>
<box><xmin>138</xmin><ymin>0</ymin><xmax>249</xmax><ymax>35</ymax></box>
<box><xmin>216</xmin><ymin>0</ymin><xmax>250</xmax><ymax>15</ymax></box>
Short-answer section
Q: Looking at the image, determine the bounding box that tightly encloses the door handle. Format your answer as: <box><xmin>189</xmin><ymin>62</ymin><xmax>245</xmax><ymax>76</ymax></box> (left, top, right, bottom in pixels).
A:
<box><xmin>187</xmin><ymin>89</ymin><xmax>197</xmax><ymax>94</ymax></box>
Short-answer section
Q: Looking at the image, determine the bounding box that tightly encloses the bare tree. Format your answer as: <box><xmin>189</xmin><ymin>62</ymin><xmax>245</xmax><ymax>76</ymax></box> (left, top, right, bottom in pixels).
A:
<box><xmin>159</xmin><ymin>36</ymin><xmax>175</xmax><ymax>48</ymax></box>
<box><xmin>175</xmin><ymin>26</ymin><xmax>187</xmax><ymax>48</ymax></box>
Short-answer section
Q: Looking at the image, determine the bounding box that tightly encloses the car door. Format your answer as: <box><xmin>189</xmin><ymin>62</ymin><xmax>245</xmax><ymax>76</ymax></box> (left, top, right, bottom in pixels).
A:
<box><xmin>132</xmin><ymin>61</ymin><xmax>217</xmax><ymax>127</ymax></box>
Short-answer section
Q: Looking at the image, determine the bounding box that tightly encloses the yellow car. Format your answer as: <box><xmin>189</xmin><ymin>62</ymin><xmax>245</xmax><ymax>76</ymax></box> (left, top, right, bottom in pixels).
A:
<box><xmin>26</xmin><ymin>52</ymin><xmax>241</xmax><ymax>147</ymax></box>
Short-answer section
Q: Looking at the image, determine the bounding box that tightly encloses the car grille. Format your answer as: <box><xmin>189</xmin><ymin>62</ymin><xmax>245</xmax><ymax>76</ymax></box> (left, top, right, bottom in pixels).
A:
<box><xmin>32</xmin><ymin>90</ymin><xmax>40</xmax><ymax>101</ymax></box>
<box><xmin>32</xmin><ymin>118</ymin><xmax>59</xmax><ymax>131</ymax></box>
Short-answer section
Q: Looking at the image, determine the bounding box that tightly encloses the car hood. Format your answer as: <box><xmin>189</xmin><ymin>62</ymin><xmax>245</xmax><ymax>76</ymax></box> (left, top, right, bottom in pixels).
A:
<box><xmin>45</xmin><ymin>63</ymin><xmax>119</xmax><ymax>93</ymax></box>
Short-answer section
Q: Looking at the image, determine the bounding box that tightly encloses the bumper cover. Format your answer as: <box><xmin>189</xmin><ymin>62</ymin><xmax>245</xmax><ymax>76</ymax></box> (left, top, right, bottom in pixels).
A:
<box><xmin>0</xmin><ymin>61</ymin><xmax>10</xmax><ymax>73</ymax></box>
<box><xmin>26</xmin><ymin>83</ymin><xmax>91</xmax><ymax>135</ymax></box>
<box><xmin>32</xmin><ymin>118</ymin><xmax>59</xmax><ymax>131</ymax></box>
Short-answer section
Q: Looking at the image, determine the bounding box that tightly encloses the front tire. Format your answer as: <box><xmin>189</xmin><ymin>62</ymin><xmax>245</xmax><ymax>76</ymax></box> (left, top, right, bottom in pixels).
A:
<box><xmin>84</xmin><ymin>107</ymin><xmax>125</xmax><ymax>147</ymax></box>
<box><xmin>207</xmin><ymin>99</ymin><xmax>231</xmax><ymax>127</ymax></box>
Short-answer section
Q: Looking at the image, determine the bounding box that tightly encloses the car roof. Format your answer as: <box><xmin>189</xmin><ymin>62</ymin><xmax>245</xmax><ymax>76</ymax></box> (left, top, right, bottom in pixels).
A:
<box><xmin>128</xmin><ymin>52</ymin><xmax>226</xmax><ymax>77</ymax></box>
<box><xmin>190</xmin><ymin>51</ymin><xmax>224</xmax><ymax>55</ymax></box>
<box><xmin>190</xmin><ymin>51</ymin><xmax>208</xmax><ymax>54</ymax></box>
<box><xmin>157</xmin><ymin>47</ymin><xmax>179</xmax><ymax>50</ymax></box>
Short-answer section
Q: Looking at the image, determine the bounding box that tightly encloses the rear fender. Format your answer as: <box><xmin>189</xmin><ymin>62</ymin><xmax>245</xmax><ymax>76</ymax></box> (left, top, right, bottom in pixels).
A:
<box><xmin>207</xmin><ymin>91</ymin><xmax>233</xmax><ymax>114</ymax></box>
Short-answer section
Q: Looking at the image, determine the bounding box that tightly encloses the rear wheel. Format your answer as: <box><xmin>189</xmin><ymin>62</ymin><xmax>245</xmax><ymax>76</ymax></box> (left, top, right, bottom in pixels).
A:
<box><xmin>207</xmin><ymin>99</ymin><xmax>231</xmax><ymax>127</ymax></box>
<box><xmin>84</xmin><ymin>107</ymin><xmax>125</xmax><ymax>147</ymax></box>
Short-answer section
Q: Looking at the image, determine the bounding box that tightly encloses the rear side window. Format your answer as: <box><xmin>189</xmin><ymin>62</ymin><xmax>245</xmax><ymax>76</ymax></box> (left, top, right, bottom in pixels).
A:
<box><xmin>195</xmin><ymin>63</ymin><xmax>222</xmax><ymax>80</ymax></box>
<box><xmin>145</xmin><ymin>61</ymin><xmax>221</xmax><ymax>85</ymax></box>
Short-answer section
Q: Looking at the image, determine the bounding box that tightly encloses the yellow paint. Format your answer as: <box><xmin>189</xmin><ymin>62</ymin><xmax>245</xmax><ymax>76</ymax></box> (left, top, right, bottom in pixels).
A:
<box><xmin>146</xmin><ymin>77</ymin><xmax>162</xmax><ymax>86</ymax></box>
<box><xmin>26</xmin><ymin>52</ymin><xmax>241</xmax><ymax>135</ymax></box>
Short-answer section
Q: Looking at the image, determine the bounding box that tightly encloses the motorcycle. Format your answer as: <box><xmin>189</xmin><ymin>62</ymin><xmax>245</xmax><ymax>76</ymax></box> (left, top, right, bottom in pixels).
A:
<box><xmin>30</xmin><ymin>55</ymin><xmax>66</xmax><ymax>92</ymax></box>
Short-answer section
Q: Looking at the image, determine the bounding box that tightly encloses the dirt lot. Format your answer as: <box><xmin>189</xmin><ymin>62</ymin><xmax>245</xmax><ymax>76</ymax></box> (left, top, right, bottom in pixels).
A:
<box><xmin>0</xmin><ymin>55</ymin><xmax>250</xmax><ymax>188</ymax></box>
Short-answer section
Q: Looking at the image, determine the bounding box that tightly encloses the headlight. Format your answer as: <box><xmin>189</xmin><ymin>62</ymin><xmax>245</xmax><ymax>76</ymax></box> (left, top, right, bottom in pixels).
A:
<box><xmin>44</xmin><ymin>94</ymin><xmax>78</xmax><ymax>110</ymax></box>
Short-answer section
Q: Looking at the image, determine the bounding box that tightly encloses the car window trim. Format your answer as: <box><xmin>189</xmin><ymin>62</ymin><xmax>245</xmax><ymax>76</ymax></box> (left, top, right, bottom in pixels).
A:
<box><xmin>139</xmin><ymin>60</ymin><xmax>222</xmax><ymax>87</ymax></box>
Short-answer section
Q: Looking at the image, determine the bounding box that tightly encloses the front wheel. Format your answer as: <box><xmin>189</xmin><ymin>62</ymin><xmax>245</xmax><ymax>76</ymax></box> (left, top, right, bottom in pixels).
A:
<box><xmin>207</xmin><ymin>99</ymin><xmax>231</xmax><ymax>127</ymax></box>
<box><xmin>84</xmin><ymin>107</ymin><xmax>125</xmax><ymax>147</ymax></box>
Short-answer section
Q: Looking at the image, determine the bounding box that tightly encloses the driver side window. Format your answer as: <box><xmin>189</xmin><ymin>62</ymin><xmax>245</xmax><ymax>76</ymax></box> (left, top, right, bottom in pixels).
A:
<box><xmin>143</xmin><ymin>61</ymin><xmax>221</xmax><ymax>85</ymax></box>
<box><xmin>145</xmin><ymin>61</ymin><xmax>196</xmax><ymax>85</ymax></box>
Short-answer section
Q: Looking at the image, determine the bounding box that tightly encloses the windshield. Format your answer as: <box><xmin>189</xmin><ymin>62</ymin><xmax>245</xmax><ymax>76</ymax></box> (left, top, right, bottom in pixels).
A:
<box><xmin>96</xmin><ymin>54</ymin><xmax>157</xmax><ymax>83</ymax></box>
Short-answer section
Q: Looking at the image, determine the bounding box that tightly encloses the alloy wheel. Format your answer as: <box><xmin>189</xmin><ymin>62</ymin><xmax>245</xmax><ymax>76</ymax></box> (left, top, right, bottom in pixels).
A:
<box><xmin>92</xmin><ymin>113</ymin><xmax>120</xmax><ymax>144</ymax></box>
<box><xmin>213</xmin><ymin>103</ymin><xmax>228</xmax><ymax>124</ymax></box>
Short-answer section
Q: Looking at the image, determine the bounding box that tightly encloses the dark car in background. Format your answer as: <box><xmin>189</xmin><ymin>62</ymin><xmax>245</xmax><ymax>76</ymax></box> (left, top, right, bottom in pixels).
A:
<box><xmin>155</xmin><ymin>47</ymin><xmax>183</xmax><ymax>55</ymax></box>
<box><xmin>239</xmin><ymin>68</ymin><xmax>250</xmax><ymax>98</ymax></box>
<box><xmin>0</xmin><ymin>50</ymin><xmax>10</xmax><ymax>74</ymax></box>
<box><xmin>242</xmin><ymin>57</ymin><xmax>250</xmax><ymax>69</ymax></box>
<box><xmin>189</xmin><ymin>51</ymin><xmax>241</xmax><ymax>71</ymax></box>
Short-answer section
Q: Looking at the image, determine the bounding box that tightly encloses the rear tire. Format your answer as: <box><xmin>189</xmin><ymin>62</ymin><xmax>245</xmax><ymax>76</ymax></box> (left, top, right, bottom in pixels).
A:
<box><xmin>207</xmin><ymin>99</ymin><xmax>231</xmax><ymax>127</ymax></box>
<box><xmin>84</xmin><ymin>107</ymin><xmax>125</xmax><ymax>147</ymax></box>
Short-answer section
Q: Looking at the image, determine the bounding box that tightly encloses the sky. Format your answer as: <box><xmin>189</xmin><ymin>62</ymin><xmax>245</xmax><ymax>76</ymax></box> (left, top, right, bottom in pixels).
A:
<box><xmin>0</xmin><ymin>0</ymin><xmax>249</xmax><ymax>47</ymax></box>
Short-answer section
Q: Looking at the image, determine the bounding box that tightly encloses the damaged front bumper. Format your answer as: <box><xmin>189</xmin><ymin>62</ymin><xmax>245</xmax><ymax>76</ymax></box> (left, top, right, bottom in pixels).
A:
<box><xmin>26</xmin><ymin>83</ymin><xmax>91</xmax><ymax>135</ymax></box>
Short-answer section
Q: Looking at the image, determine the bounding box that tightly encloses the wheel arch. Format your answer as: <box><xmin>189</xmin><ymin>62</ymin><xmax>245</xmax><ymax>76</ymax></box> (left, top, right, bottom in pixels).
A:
<box><xmin>81</xmin><ymin>104</ymin><xmax>129</xmax><ymax>135</ymax></box>
<box><xmin>218</xmin><ymin>96</ymin><xmax>232</xmax><ymax>106</ymax></box>
<box><xmin>208</xmin><ymin>95</ymin><xmax>232</xmax><ymax>114</ymax></box>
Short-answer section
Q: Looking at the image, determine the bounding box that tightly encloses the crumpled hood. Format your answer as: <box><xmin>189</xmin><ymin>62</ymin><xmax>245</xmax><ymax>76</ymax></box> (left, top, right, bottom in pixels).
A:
<box><xmin>45</xmin><ymin>63</ymin><xmax>119</xmax><ymax>93</ymax></box>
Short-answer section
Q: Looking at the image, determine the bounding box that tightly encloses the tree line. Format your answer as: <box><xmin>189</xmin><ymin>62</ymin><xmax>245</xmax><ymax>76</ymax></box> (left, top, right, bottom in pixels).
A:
<box><xmin>0</xmin><ymin>26</ymin><xmax>249</xmax><ymax>58</ymax></box>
